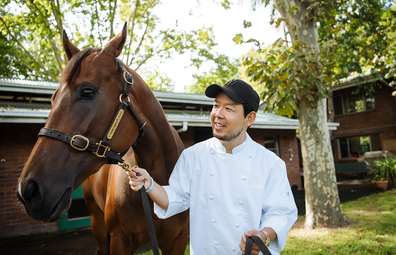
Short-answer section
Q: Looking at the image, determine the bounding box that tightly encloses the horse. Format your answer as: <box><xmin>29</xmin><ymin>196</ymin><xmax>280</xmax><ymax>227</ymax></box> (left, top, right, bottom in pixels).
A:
<box><xmin>16</xmin><ymin>23</ymin><xmax>189</xmax><ymax>255</ymax></box>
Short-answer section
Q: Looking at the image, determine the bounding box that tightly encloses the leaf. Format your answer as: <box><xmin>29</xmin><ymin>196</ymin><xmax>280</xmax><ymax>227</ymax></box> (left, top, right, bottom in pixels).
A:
<box><xmin>270</xmin><ymin>92</ymin><xmax>280</xmax><ymax>105</ymax></box>
<box><xmin>306</xmin><ymin>94</ymin><xmax>314</xmax><ymax>101</ymax></box>
<box><xmin>232</xmin><ymin>34</ymin><xmax>243</xmax><ymax>45</ymax></box>
<box><xmin>288</xmin><ymin>5</ymin><xmax>298</xmax><ymax>13</ymax></box>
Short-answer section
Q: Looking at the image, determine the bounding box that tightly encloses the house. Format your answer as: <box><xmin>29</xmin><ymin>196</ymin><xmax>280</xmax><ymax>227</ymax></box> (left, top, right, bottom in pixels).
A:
<box><xmin>331</xmin><ymin>73</ymin><xmax>396</xmax><ymax>173</ymax></box>
<box><xmin>0</xmin><ymin>78</ymin><xmax>338</xmax><ymax>238</ymax></box>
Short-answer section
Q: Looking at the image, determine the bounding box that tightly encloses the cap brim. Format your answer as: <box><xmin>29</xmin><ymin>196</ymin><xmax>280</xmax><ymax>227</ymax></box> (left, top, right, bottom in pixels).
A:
<box><xmin>205</xmin><ymin>84</ymin><xmax>246</xmax><ymax>104</ymax></box>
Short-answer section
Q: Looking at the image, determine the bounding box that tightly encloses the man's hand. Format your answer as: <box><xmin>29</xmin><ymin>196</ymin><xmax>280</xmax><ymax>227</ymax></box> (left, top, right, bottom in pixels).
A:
<box><xmin>126</xmin><ymin>167</ymin><xmax>151</xmax><ymax>191</ymax></box>
<box><xmin>239</xmin><ymin>229</ymin><xmax>266</xmax><ymax>255</ymax></box>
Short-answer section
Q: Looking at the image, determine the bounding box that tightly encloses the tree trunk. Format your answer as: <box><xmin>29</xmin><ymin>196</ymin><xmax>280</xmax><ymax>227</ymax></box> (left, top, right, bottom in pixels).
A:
<box><xmin>298</xmin><ymin>99</ymin><xmax>351</xmax><ymax>228</ymax></box>
<box><xmin>273</xmin><ymin>0</ymin><xmax>351</xmax><ymax>228</ymax></box>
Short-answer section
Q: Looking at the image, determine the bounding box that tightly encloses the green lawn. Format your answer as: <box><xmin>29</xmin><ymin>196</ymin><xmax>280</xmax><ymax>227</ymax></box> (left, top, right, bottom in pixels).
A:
<box><xmin>137</xmin><ymin>190</ymin><xmax>396</xmax><ymax>255</ymax></box>
<box><xmin>283</xmin><ymin>189</ymin><xmax>396</xmax><ymax>255</ymax></box>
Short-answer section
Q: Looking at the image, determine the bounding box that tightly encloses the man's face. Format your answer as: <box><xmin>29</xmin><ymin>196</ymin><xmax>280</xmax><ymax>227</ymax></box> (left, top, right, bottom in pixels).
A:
<box><xmin>210</xmin><ymin>92</ymin><xmax>247</xmax><ymax>142</ymax></box>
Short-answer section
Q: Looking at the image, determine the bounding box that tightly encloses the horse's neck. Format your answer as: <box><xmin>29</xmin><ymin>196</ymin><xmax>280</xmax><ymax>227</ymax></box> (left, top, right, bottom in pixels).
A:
<box><xmin>131</xmin><ymin>83</ymin><xmax>182</xmax><ymax>179</ymax></box>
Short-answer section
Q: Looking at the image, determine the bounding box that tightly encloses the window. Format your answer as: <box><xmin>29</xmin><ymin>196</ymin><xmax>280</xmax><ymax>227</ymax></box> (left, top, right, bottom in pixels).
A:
<box><xmin>337</xmin><ymin>134</ymin><xmax>381</xmax><ymax>159</ymax></box>
<box><xmin>333</xmin><ymin>91</ymin><xmax>375</xmax><ymax>115</ymax></box>
<box><xmin>264</xmin><ymin>136</ymin><xmax>279</xmax><ymax>156</ymax></box>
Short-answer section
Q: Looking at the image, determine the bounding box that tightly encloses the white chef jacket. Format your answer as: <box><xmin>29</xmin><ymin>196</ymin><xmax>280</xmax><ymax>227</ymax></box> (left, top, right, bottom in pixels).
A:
<box><xmin>154</xmin><ymin>133</ymin><xmax>297</xmax><ymax>255</ymax></box>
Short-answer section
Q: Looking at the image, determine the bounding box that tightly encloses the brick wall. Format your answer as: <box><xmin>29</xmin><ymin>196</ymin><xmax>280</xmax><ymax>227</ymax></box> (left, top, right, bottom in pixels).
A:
<box><xmin>248</xmin><ymin>129</ymin><xmax>302</xmax><ymax>190</ymax></box>
<box><xmin>333</xmin><ymin>84</ymin><xmax>396</xmax><ymax>160</ymax></box>
<box><xmin>0</xmin><ymin>123</ymin><xmax>58</xmax><ymax>238</ymax></box>
<box><xmin>333</xmin><ymin>85</ymin><xmax>396</xmax><ymax>133</ymax></box>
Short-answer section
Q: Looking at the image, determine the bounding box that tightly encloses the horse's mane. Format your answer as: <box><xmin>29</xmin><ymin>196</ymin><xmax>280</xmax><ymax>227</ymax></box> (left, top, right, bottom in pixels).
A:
<box><xmin>60</xmin><ymin>48</ymin><xmax>100</xmax><ymax>85</ymax></box>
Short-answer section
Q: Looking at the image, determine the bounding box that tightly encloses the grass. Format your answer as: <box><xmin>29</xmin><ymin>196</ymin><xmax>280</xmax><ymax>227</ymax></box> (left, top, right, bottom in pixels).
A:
<box><xmin>283</xmin><ymin>189</ymin><xmax>396</xmax><ymax>255</ymax></box>
<box><xmin>137</xmin><ymin>190</ymin><xmax>396</xmax><ymax>255</ymax></box>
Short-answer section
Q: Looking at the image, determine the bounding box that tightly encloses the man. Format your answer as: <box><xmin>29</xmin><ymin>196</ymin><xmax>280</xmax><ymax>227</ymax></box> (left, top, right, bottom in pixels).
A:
<box><xmin>128</xmin><ymin>79</ymin><xmax>297</xmax><ymax>255</ymax></box>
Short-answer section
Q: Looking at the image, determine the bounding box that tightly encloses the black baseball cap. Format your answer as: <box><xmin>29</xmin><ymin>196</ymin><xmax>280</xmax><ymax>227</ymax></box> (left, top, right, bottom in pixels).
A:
<box><xmin>205</xmin><ymin>79</ymin><xmax>260</xmax><ymax>112</ymax></box>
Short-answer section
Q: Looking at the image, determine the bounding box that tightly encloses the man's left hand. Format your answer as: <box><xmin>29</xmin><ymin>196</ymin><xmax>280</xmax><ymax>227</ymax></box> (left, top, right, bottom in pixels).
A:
<box><xmin>239</xmin><ymin>229</ymin><xmax>266</xmax><ymax>255</ymax></box>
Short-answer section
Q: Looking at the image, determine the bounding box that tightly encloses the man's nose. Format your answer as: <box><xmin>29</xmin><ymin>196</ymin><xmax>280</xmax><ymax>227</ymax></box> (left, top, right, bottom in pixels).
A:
<box><xmin>214</xmin><ymin>107</ymin><xmax>224</xmax><ymax>118</ymax></box>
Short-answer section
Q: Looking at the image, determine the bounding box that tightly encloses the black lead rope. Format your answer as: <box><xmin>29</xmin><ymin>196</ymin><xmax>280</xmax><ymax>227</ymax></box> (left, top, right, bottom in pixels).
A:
<box><xmin>245</xmin><ymin>236</ymin><xmax>272</xmax><ymax>255</ymax></box>
<box><xmin>139</xmin><ymin>188</ymin><xmax>160</xmax><ymax>255</ymax></box>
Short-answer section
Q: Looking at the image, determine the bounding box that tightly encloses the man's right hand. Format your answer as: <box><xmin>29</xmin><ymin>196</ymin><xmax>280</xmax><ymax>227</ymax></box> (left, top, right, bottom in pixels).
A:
<box><xmin>126</xmin><ymin>167</ymin><xmax>151</xmax><ymax>192</ymax></box>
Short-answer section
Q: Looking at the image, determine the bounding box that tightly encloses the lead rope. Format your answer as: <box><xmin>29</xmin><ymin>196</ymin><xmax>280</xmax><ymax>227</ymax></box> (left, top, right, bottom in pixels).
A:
<box><xmin>245</xmin><ymin>236</ymin><xmax>272</xmax><ymax>255</ymax></box>
<box><xmin>119</xmin><ymin>167</ymin><xmax>160</xmax><ymax>255</ymax></box>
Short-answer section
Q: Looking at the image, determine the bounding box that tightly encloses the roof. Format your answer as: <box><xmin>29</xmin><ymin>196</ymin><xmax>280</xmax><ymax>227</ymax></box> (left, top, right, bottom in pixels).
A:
<box><xmin>332</xmin><ymin>72</ymin><xmax>385</xmax><ymax>91</ymax></box>
<box><xmin>0</xmin><ymin>78</ymin><xmax>339</xmax><ymax>130</ymax></box>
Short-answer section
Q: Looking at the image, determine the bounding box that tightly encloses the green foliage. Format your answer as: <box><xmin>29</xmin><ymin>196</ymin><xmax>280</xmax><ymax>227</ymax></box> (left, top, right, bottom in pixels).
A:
<box><xmin>240</xmin><ymin>0</ymin><xmax>394</xmax><ymax>116</ymax></box>
<box><xmin>142</xmin><ymin>70</ymin><xmax>175</xmax><ymax>91</ymax></box>
<box><xmin>369</xmin><ymin>156</ymin><xmax>396</xmax><ymax>182</ymax></box>
<box><xmin>317</xmin><ymin>0</ymin><xmax>390</xmax><ymax>81</ymax></box>
<box><xmin>381</xmin><ymin>5</ymin><xmax>396</xmax><ymax>87</ymax></box>
<box><xmin>185</xmin><ymin>55</ymin><xmax>240</xmax><ymax>94</ymax></box>
<box><xmin>0</xmin><ymin>0</ymin><xmax>221</xmax><ymax>90</ymax></box>
<box><xmin>242</xmin><ymin>42</ymin><xmax>330</xmax><ymax>117</ymax></box>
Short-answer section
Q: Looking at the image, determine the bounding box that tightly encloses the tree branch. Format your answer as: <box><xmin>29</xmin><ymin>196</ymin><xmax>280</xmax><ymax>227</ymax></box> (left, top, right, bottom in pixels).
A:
<box><xmin>126</xmin><ymin>0</ymin><xmax>140</xmax><ymax>65</ymax></box>
<box><xmin>129</xmin><ymin>13</ymin><xmax>151</xmax><ymax>66</ymax></box>
<box><xmin>26</xmin><ymin>0</ymin><xmax>64</xmax><ymax>72</ymax></box>
<box><xmin>0</xmin><ymin>17</ymin><xmax>57</xmax><ymax>81</ymax></box>
<box><xmin>109</xmin><ymin>0</ymin><xmax>118</xmax><ymax>38</ymax></box>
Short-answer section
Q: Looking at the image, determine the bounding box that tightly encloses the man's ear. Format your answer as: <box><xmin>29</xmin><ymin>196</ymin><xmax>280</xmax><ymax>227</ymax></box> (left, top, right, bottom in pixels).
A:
<box><xmin>245</xmin><ymin>111</ymin><xmax>256</xmax><ymax>128</ymax></box>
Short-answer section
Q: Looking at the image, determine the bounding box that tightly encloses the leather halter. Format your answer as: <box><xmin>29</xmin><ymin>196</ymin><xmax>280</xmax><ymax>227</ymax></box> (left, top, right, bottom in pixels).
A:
<box><xmin>38</xmin><ymin>58</ymin><xmax>160</xmax><ymax>255</ymax></box>
<box><xmin>38</xmin><ymin>58</ymin><xmax>146</xmax><ymax>166</ymax></box>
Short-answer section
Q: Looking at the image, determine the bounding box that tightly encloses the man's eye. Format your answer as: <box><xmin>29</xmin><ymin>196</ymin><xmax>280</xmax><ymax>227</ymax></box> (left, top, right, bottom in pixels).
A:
<box><xmin>81</xmin><ymin>88</ymin><xmax>95</xmax><ymax>99</ymax></box>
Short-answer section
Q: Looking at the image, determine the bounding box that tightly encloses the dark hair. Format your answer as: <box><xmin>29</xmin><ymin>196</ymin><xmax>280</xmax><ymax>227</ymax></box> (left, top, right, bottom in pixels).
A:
<box><xmin>243</xmin><ymin>103</ymin><xmax>254</xmax><ymax>117</ymax></box>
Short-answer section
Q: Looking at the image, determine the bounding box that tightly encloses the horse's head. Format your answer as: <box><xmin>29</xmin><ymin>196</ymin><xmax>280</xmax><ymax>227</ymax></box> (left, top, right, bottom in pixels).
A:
<box><xmin>17</xmin><ymin>23</ymin><xmax>144</xmax><ymax>221</ymax></box>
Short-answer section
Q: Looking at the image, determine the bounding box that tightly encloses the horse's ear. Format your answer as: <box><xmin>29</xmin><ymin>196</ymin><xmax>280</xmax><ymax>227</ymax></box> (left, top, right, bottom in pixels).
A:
<box><xmin>63</xmin><ymin>30</ymin><xmax>80</xmax><ymax>61</ymax></box>
<box><xmin>101</xmin><ymin>22</ymin><xmax>127</xmax><ymax>58</ymax></box>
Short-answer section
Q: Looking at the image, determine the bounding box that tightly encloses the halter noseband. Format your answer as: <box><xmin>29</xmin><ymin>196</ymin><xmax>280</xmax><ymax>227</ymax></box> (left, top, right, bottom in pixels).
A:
<box><xmin>38</xmin><ymin>58</ymin><xmax>146</xmax><ymax>167</ymax></box>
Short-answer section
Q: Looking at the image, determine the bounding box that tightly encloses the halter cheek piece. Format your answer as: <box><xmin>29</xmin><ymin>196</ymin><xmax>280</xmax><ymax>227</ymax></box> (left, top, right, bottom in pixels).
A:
<box><xmin>38</xmin><ymin>59</ymin><xmax>160</xmax><ymax>255</ymax></box>
<box><xmin>38</xmin><ymin>58</ymin><xmax>146</xmax><ymax>167</ymax></box>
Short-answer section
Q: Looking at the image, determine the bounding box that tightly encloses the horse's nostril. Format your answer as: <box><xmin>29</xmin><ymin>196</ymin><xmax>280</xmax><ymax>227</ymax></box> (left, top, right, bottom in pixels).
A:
<box><xmin>24</xmin><ymin>180</ymin><xmax>41</xmax><ymax>204</ymax></box>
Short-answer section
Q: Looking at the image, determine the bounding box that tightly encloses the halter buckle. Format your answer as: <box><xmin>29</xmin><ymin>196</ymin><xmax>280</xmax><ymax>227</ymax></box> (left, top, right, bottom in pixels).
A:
<box><xmin>70</xmin><ymin>135</ymin><xmax>90</xmax><ymax>151</ymax></box>
<box><xmin>93</xmin><ymin>141</ymin><xmax>110</xmax><ymax>158</ymax></box>
<box><xmin>123</xmin><ymin>72</ymin><xmax>134</xmax><ymax>85</ymax></box>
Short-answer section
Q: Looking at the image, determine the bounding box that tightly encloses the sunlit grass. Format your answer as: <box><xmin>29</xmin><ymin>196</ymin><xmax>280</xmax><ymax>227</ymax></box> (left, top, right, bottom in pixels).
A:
<box><xmin>282</xmin><ymin>190</ymin><xmax>396</xmax><ymax>255</ymax></box>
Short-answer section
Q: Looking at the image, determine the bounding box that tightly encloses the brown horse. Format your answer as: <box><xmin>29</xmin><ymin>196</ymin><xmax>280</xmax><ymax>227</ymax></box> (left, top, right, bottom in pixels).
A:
<box><xmin>16</xmin><ymin>23</ymin><xmax>189</xmax><ymax>255</ymax></box>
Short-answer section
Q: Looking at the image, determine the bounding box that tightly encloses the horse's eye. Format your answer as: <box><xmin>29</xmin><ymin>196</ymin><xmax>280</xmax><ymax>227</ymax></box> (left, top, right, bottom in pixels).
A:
<box><xmin>81</xmin><ymin>88</ymin><xmax>95</xmax><ymax>99</ymax></box>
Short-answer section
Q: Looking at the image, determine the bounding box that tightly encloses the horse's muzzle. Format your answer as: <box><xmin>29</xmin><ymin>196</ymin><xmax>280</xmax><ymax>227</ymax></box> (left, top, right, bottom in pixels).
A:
<box><xmin>16</xmin><ymin>178</ymin><xmax>72</xmax><ymax>222</ymax></box>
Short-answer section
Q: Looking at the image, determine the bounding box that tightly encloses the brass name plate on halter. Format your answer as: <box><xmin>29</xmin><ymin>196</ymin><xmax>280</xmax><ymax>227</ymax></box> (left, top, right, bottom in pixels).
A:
<box><xmin>107</xmin><ymin>109</ymin><xmax>124</xmax><ymax>139</ymax></box>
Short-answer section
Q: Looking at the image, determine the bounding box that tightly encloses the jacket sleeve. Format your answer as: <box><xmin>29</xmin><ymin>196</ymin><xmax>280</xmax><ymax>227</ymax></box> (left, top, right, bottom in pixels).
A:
<box><xmin>259</xmin><ymin>158</ymin><xmax>298</xmax><ymax>253</ymax></box>
<box><xmin>154</xmin><ymin>151</ymin><xmax>191</xmax><ymax>219</ymax></box>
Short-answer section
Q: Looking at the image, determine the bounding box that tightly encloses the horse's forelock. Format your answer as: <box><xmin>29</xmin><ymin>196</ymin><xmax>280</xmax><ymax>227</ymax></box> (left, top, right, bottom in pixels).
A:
<box><xmin>60</xmin><ymin>48</ymin><xmax>101</xmax><ymax>85</ymax></box>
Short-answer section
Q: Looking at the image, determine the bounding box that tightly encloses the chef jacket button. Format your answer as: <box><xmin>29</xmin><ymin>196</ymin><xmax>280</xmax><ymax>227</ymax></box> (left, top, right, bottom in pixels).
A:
<box><xmin>210</xmin><ymin>196</ymin><xmax>214</xmax><ymax>200</ymax></box>
<box><xmin>239</xmin><ymin>200</ymin><xmax>243</xmax><ymax>205</ymax></box>
<box><xmin>242</xmin><ymin>176</ymin><xmax>246</xmax><ymax>180</ymax></box>
<box><xmin>211</xmin><ymin>219</ymin><xmax>216</xmax><ymax>223</ymax></box>
<box><xmin>232</xmin><ymin>248</ymin><xmax>236</xmax><ymax>251</ymax></box>
<box><xmin>210</xmin><ymin>173</ymin><xmax>214</xmax><ymax>176</ymax></box>
<box><xmin>249</xmin><ymin>155</ymin><xmax>252</xmax><ymax>158</ymax></box>
<box><xmin>236</xmin><ymin>224</ymin><xmax>240</xmax><ymax>228</ymax></box>
<box><xmin>214</xmin><ymin>241</ymin><xmax>218</xmax><ymax>245</ymax></box>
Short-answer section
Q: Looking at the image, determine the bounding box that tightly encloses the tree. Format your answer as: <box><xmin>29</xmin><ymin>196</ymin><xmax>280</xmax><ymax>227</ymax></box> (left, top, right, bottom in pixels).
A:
<box><xmin>240</xmin><ymin>0</ymin><xmax>353</xmax><ymax>229</ymax></box>
<box><xmin>381</xmin><ymin>4</ymin><xmax>396</xmax><ymax>88</ymax></box>
<box><xmin>185</xmin><ymin>54</ymin><xmax>240</xmax><ymax>94</ymax></box>
<box><xmin>0</xmin><ymin>0</ymin><xmax>218</xmax><ymax>91</ymax></box>
<box><xmin>239</xmin><ymin>0</ymin><xmax>396</xmax><ymax>229</ymax></box>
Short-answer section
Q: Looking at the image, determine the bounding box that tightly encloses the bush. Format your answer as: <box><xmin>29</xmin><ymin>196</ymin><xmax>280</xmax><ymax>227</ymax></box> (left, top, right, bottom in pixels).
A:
<box><xmin>369</xmin><ymin>156</ymin><xmax>396</xmax><ymax>183</ymax></box>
